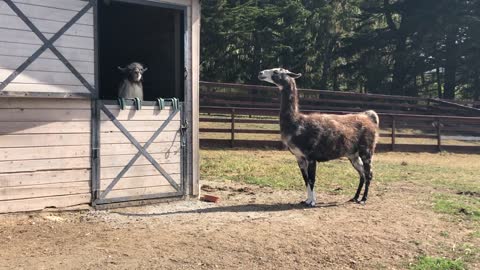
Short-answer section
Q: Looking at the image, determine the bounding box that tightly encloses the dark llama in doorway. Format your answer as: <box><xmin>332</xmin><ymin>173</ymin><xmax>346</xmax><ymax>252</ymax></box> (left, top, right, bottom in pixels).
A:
<box><xmin>258</xmin><ymin>68</ymin><xmax>379</xmax><ymax>206</ymax></box>
<box><xmin>117</xmin><ymin>62</ymin><xmax>148</xmax><ymax>100</ymax></box>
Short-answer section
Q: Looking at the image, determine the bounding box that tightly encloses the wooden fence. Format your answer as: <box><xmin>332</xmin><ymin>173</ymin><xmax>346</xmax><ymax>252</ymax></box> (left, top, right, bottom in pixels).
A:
<box><xmin>200</xmin><ymin>81</ymin><xmax>480</xmax><ymax>116</ymax></box>
<box><xmin>199</xmin><ymin>82</ymin><xmax>480</xmax><ymax>153</ymax></box>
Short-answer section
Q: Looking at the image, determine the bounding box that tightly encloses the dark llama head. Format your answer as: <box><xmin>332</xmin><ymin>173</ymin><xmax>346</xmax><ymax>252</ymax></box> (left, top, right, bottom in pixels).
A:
<box><xmin>118</xmin><ymin>62</ymin><xmax>148</xmax><ymax>83</ymax></box>
<box><xmin>117</xmin><ymin>62</ymin><xmax>148</xmax><ymax>100</ymax></box>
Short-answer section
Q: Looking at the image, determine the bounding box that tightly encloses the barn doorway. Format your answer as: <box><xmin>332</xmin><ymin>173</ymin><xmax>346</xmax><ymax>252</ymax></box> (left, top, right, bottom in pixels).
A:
<box><xmin>92</xmin><ymin>0</ymin><xmax>189</xmax><ymax>206</ymax></box>
<box><xmin>97</xmin><ymin>0</ymin><xmax>185</xmax><ymax>101</ymax></box>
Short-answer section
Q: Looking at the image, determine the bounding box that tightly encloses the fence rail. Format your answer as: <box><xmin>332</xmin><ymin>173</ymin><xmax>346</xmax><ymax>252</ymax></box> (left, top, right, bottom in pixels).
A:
<box><xmin>199</xmin><ymin>82</ymin><xmax>480</xmax><ymax>153</ymax></box>
<box><xmin>200</xmin><ymin>81</ymin><xmax>480</xmax><ymax>116</ymax></box>
<box><xmin>199</xmin><ymin>106</ymin><xmax>480</xmax><ymax>154</ymax></box>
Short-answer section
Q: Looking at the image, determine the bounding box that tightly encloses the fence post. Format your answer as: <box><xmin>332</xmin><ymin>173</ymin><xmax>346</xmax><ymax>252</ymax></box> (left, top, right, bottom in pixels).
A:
<box><xmin>230</xmin><ymin>108</ymin><xmax>235</xmax><ymax>148</ymax></box>
<box><xmin>391</xmin><ymin>115</ymin><xmax>396</xmax><ymax>151</ymax></box>
<box><xmin>436</xmin><ymin>118</ymin><xmax>442</xmax><ymax>152</ymax></box>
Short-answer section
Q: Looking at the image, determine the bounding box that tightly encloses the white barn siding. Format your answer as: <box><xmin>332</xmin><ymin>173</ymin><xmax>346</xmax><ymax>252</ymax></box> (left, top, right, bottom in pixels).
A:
<box><xmin>0</xmin><ymin>98</ymin><xmax>91</xmax><ymax>212</ymax></box>
<box><xmin>0</xmin><ymin>0</ymin><xmax>94</xmax><ymax>95</ymax></box>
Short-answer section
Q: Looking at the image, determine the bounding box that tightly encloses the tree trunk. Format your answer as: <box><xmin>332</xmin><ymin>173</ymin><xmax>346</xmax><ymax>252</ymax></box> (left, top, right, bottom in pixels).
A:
<box><xmin>474</xmin><ymin>69</ymin><xmax>480</xmax><ymax>101</ymax></box>
<box><xmin>436</xmin><ymin>67</ymin><xmax>443</xmax><ymax>99</ymax></box>
<box><xmin>319</xmin><ymin>37</ymin><xmax>337</xmax><ymax>90</ymax></box>
<box><xmin>332</xmin><ymin>69</ymin><xmax>339</xmax><ymax>91</ymax></box>
<box><xmin>391</xmin><ymin>35</ymin><xmax>408</xmax><ymax>96</ymax></box>
<box><xmin>443</xmin><ymin>26</ymin><xmax>458</xmax><ymax>100</ymax></box>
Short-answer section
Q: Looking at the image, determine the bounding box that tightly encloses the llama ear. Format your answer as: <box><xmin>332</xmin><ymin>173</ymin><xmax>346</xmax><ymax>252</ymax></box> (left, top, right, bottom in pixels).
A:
<box><xmin>141</xmin><ymin>67</ymin><xmax>148</xmax><ymax>73</ymax></box>
<box><xmin>118</xmin><ymin>66</ymin><xmax>127</xmax><ymax>73</ymax></box>
<box><xmin>287</xmin><ymin>72</ymin><xmax>302</xmax><ymax>79</ymax></box>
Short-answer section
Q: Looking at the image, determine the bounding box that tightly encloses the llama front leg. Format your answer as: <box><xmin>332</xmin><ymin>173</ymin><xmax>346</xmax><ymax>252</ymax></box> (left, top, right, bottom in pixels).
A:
<box><xmin>305</xmin><ymin>160</ymin><xmax>317</xmax><ymax>207</ymax></box>
<box><xmin>296</xmin><ymin>157</ymin><xmax>310</xmax><ymax>204</ymax></box>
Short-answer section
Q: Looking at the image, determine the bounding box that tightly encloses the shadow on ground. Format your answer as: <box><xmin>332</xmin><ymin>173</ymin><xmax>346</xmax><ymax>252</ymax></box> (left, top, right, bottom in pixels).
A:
<box><xmin>112</xmin><ymin>201</ymin><xmax>347</xmax><ymax>217</ymax></box>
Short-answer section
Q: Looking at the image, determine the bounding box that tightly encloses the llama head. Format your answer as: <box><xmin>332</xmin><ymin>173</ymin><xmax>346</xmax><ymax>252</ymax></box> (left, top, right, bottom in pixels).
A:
<box><xmin>118</xmin><ymin>62</ymin><xmax>148</xmax><ymax>82</ymax></box>
<box><xmin>258</xmin><ymin>68</ymin><xmax>302</xmax><ymax>87</ymax></box>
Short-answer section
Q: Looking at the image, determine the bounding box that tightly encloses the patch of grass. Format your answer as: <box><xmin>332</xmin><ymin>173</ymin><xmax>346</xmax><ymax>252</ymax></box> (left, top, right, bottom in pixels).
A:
<box><xmin>409</xmin><ymin>256</ymin><xmax>465</xmax><ymax>270</ymax></box>
<box><xmin>200</xmin><ymin>150</ymin><xmax>480</xmax><ymax>194</ymax></box>
<box><xmin>433</xmin><ymin>194</ymin><xmax>480</xmax><ymax>221</ymax></box>
<box><xmin>440</xmin><ymin>231</ymin><xmax>449</xmax><ymax>238</ymax></box>
<box><xmin>470</xmin><ymin>230</ymin><xmax>480</xmax><ymax>238</ymax></box>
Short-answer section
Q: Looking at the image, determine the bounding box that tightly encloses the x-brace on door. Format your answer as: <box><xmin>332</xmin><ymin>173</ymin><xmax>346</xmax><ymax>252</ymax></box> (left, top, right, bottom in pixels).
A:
<box><xmin>92</xmin><ymin>100</ymin><xmax>186</xmax><ymax>205</ymax></box>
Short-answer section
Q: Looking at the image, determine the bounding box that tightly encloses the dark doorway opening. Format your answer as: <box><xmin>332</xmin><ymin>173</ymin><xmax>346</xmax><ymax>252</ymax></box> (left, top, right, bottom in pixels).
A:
<box><xmin>97</xmin><ymin>0</ymin><xmax>185</xmax><ymax>101</ymax></box>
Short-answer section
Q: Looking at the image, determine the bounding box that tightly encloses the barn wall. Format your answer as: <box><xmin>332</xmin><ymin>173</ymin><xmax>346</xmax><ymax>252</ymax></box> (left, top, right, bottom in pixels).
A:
<box><xmin>0</xmin><ymin>98</ymin><xmax>91</xmax><ymax>213</ymax></box>
<box><xmin>0</xmin><ymin>0</ymin><xmax>94</xmax><ymax>95</ymax></box>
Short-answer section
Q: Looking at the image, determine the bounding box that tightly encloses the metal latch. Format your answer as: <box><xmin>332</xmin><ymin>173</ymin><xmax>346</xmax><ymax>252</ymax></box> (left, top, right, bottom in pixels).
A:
<box><xmin>180</xmin><ymin>119</ymin><xmax>188</xmax><ymax>147</ymax></box>
<box><xmin>92</xmin><ymin>148</ymin><xmax>99</xmax><ymax>159</ymax></box>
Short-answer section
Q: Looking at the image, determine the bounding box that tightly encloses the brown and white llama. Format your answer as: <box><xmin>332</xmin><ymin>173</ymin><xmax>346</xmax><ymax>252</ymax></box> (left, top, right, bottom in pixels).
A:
<box><xmin>258</xmin><ymin>68</ymin><xmax>379</xmax><ymax>206</ymax></box>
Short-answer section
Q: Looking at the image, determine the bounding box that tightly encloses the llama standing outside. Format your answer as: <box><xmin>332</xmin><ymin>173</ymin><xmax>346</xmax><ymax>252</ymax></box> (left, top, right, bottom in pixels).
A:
<box><xmin>258</xmin><ymin>68</ymin><xmax>379</xmax><ymax>206</ymax></box>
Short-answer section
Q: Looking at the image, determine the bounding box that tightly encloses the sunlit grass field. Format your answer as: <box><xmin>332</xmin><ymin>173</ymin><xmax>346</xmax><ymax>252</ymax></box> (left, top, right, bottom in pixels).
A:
<box><xmin>201</xmin><ymin>150</ymin><xmax>480</xmax><ymax>193</ymax></box>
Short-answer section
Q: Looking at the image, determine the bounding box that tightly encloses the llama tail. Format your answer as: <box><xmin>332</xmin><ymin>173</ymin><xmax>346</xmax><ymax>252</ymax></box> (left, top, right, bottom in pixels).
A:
<box><xmin>364</xmin><ymin>110</ymin><xmax>379</xmax><ymax>127</ymax></box>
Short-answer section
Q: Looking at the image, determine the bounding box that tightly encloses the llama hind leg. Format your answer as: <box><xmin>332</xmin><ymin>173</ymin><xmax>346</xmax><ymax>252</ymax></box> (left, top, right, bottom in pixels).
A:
<box><xmin>348</xmin><ymin>154</ymin><xmax>365</xmax><ymax>203</ymax></box>
<box><xmin>359</xmin><ymin>152</ymin><xmax>373</xmax><ymax>203</ymax></box>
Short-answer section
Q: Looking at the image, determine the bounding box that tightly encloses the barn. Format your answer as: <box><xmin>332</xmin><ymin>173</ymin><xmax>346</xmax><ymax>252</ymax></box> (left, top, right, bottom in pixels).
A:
<box><xmin>0</xmin><ymin>0</ymin><xmax>200</xmax><ymax>212</ymax></box>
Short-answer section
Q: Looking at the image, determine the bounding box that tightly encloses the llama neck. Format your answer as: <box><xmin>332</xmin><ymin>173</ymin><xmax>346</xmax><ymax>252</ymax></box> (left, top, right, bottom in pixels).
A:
<box><xmin>279</xmin><ymin>79</ymin><xmax>300</xmax><ymax>131</ymax></box>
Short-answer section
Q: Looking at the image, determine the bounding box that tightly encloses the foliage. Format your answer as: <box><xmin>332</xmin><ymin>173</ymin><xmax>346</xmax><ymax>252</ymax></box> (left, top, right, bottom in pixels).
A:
<box><xmin>200</xmin><ymin>0</ymin><xmax>480</xmax><ymax>100</ymax></box>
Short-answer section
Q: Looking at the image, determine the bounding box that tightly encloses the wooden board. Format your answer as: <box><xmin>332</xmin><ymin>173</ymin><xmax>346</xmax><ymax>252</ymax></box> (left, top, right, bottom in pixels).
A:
<box><xmin>1</xmin><ymin>145</ymin><xmax>89</xmax><ymax>161</ymax></box>
<box><xmin>0</xmin><ymin>28</ymin><xmax>42</xmax><ymax>46</ymax></box>
<box><xmin>0</xmin><ymin>133</ymin><xmax>90</xmax><ymax>147</ymax></box>
<box><xmin>101</xmin><ymin>120</ymin><xmax>180</xmax><ymax>132</ymax></box>
<box><xmin>0</xmin><ymin>169</ymin><xmax>90</xmax><ymax>187</ymax></box>
<box><xmin>0</xmin><ymin>14</ymin><xmax>93</xmax><ymax>37</ymax></box>
<box><xmin>0</xmin><ymin>2</ymin><xmax>16</xmax><ymax>16</ymax></box>
<box><xmin>0</xmin><ymin>121</ymin><xmax>89</xmax><ymax>134</ymax></box>
<box><xmin>101</xmin><ymin>164</ymin><xmax>180</xmax><ymax>179</ymax></box>
<box><xmin>105</xmin><ymin>185</ymin><xmax>177</xmax><ymax>199</ymax></box>
<box><xmin>191</xmin><ymin>0</ymin><xmax>201</xmax><ymax>196</ymax></box>
<box><xmin>0</xmin><ymin>181</ymin><xmax>89</xmax><ymax>201</ymax></box>
<box><xmin>101</xmin><ymin>109</ymin><xmax>181</xmax><ymax>121</ymax></box>
<box><xmin>0</xmin><ymin>193</ymin><xmax>90</xmax><ymax>213</ymax></box>
<box><xmin>0</xmin><ymin>42</ymin><xmax>94</xmax><ymax>62</ymax></box>
<box><xmin>12</xmin><ymin>0</ymin><xmax>93</xmax><ymax>13</ymax></box>
<box><xmin>101</xmin><ymin>142</ymin><xmax>181</xmax><ymax>156</ymax></box>
<box><xmin>100</xmin><ymin>174</ymin><xmax>182</xmax><ymax>190</ymax></box>
<box><xmin>0</xmin><ymin>108</ymin><xmax>90</xmax><ymax>121</ymax></box>
<box><xmin>0</xmin><ymin>97</ymin><xmax>90</xmax><ymax>109</ymax></box>
<box><xmin>0</xmin><ymin>55</ymin><xmax>93</xmax><ymax>74</ymax></box>
<box><xmin>0</xmin><ymin>157</ymin><xmax>90</xmax><ymax>173</ymax></box>
<box><xmin>100</xmin><ymin>131</ymin><xmax>180</xmax><ymax>144</ymax></box>
<box><xmin>53</xmin><ymin>34</ymin><xmax>94</xmax><ymax>50</ymax></box>
<box><xmin>3</xmin><ymin>83</ymin><xmax>90</xmax><ymax>93</ymax></box>
<box><xmin>1</xmin><ymin>69</ymin><xmax>94</xmax><ymax>86</ymax></box>
<box><xmin>11</xmin><ymin>3</ymin><xmax>93</xmax><ymax>25</ymax></box>
<box><xmin>101</xmin><ymin>153</ymin><xmax>180</xmax><ymax>168</ymax></box>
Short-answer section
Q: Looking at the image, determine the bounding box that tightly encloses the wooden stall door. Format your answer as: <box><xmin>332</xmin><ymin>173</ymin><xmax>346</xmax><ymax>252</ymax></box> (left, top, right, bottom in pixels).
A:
<box><xmin>93</xmin><ymin>101</ymin><xmax>185</xmax><ymax>205</ymax></box>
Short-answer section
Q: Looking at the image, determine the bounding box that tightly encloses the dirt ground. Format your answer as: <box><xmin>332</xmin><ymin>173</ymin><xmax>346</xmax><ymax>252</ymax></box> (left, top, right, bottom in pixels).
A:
<box><xmin>0</xmin><ymin>180</ymin><xmax>478</xmax><ymax>270</ymax></box>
